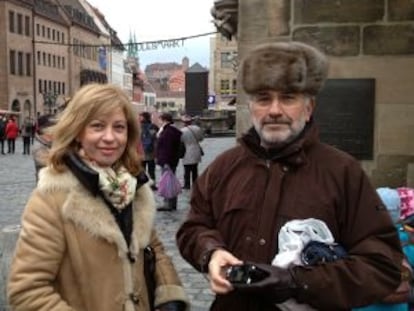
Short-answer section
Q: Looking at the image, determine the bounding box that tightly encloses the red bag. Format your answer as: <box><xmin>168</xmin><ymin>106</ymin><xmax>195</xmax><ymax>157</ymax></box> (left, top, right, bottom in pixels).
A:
<box><xmin>158</xmin><ymin>168</ymin><xmax>182</xmax><ymax>199</ymax></box>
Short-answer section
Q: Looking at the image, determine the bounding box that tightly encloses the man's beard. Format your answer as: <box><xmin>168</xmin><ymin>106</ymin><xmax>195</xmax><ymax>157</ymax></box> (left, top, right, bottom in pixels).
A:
<box><xmin>252</xmin><ymin>115</ymin><xmax>307</xmax><ymax>149</ymax></box>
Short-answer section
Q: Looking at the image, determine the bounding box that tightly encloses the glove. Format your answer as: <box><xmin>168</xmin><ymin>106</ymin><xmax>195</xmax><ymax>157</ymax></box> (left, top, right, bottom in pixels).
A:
<box><xmin>231</xmin><ymin>262</ymin><xmax>298</xmax><ymax>303</ymax></box>
<box><xmin>157</xmin><ymin>300</ymin><xmax>186</xmax><ymax>311</ymax></box>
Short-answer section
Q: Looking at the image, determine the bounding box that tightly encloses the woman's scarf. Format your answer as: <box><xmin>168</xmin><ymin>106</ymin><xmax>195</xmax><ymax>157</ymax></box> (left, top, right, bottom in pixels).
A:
<box><xmin>78</xmin><ymin>149</ymin><xmax>137</xmax><ymax>211</ymax></box>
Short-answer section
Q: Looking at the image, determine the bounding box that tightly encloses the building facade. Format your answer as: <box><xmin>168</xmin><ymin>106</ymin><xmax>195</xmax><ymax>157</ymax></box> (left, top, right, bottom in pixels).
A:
<box><xmin>0</xmin><ymin>0</ymin><xmax>128</xmax><ymax>121</ymax></box>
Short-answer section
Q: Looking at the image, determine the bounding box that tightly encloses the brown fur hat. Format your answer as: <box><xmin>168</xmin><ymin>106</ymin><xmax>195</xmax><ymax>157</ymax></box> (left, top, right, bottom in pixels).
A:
<box><xmin>240</xmin><ymin>41</ymin><xmax>328</xmax><ymax>96</ymax></box>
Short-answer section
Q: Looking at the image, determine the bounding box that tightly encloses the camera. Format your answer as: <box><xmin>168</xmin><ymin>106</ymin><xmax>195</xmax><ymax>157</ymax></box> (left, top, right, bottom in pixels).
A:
<box><xmin>225</xmin><ymin>264</ymin><xmax>269</xmax><ymax>285</ymax></box>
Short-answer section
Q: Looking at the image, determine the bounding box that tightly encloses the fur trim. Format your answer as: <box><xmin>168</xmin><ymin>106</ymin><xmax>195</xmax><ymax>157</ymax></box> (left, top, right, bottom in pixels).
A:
<box><xmin>37</xmin><ymin>167</ymin><xmax>156</xmax><ymax>256</ymax></box>
<box><xmin>240</xmin><ymin>41</ymin><xmax>328</xmax><ymax>95</ymax></box>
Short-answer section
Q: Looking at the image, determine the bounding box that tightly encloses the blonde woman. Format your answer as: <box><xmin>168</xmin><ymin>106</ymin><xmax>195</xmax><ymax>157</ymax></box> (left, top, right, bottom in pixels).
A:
<box><xmin>7</xmin><ymin>83</ymin><xmax>189</xmax><ymax>311</ymax></box>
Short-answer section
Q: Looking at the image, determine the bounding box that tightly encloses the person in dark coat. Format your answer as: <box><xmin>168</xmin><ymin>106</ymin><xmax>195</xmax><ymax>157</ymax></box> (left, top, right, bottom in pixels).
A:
<box><xmin>176</xmin><ymin>42</ymin><xmax>403</xmax><ymax>310</ymax></box>
<box><xmin>156</xmin><ymin>112</ymin><xmax>182</xmax><ymax>211</ymax></box>
<box><xmin>139</xmin><ymin>112</ymin><xmax>159</xmax><ymax>190</ymax></box>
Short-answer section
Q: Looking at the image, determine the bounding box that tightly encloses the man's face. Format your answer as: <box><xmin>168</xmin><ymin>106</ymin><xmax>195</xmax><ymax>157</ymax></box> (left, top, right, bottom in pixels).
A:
<box><xmin>249</xmin><ymin>90</ymin><xmax>314</xmax><ymax>149</ymax></box>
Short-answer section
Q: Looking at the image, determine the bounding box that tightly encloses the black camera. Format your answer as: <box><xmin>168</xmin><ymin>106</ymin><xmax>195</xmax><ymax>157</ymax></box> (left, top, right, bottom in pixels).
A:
<box><xmin>225</xmin><ymin>264</ymin><xmax>269</xmax><ymax>285</ymax></box>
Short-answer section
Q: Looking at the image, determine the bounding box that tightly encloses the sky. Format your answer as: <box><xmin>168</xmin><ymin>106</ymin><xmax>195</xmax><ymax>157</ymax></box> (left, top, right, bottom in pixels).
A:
<box><xmin>86</xmin><ymin>0</ymin><xmax>217</xmax><ymax>70</ymax></box>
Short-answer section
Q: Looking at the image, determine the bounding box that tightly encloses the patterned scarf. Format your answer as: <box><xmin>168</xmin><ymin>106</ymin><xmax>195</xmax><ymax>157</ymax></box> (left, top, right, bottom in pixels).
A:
<box><xmin>78</xmin><ymin>150</ymin><xmax>137</xmax><ymax>211</ymax></box>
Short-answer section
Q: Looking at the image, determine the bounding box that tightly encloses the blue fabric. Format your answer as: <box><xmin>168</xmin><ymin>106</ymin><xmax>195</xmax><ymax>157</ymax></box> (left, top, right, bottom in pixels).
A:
<box><xmin>353</xmin><ymin>305</ymin><xmax>408</xmax><ymax>311</ymax></box>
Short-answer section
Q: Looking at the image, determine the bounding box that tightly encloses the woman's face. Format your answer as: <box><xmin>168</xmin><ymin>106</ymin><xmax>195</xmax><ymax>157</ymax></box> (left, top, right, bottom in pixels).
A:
<box><xmin>77</xmin><ymin>108</ymin><xmax>128</xmax><ymax>167</ymax></box>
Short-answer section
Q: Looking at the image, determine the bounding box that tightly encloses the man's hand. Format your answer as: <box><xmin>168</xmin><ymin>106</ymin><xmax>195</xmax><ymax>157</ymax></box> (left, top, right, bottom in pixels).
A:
<box><xmin>232</xmin><ymin>262</ymin><xmax>298</xmax><ymax>303</ymax></box>
<box><xmin>208</xmin><ymin>249</ymin><xmax>243</xmax><ymax>294</ymax></box>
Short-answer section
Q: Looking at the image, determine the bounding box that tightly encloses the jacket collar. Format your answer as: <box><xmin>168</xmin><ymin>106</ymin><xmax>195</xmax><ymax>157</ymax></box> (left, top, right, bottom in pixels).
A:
<box><xmin>240</xmin><ymin>120</ymin><xmax>319</xmax><ymax>166</ymax></box>
<box><xmin>37</xmin><ymin>158</ymin><xmax>155</xmax><ymax>258</ymax></box>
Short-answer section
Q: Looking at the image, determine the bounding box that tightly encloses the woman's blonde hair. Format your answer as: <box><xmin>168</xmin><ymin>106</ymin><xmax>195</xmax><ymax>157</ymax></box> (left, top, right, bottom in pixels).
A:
<box><xmin>47</xmin><ymin>83</ymin><xmax>142</xmax><ymax>174</ymax></box>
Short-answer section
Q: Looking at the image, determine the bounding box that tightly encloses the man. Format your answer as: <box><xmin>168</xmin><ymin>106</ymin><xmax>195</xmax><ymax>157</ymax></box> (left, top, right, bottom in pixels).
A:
<box><xmin>180</xmin><ymin>115</ymin><xmax>204</xmax><ymax>189</ymax></box>
<box><xmin>139</xmin><ymin>112</ymin><xmax>159</xmax><ymax>190</ymax></box>
<box><xmin>156</xmin><ymin>112</ymin><xmax>182</xmax><ymax>211</ymax></box>
<box><xmin>176</xmin><ymin>42</ymin><xmax>403</xmax><ymax>310</ymax></box>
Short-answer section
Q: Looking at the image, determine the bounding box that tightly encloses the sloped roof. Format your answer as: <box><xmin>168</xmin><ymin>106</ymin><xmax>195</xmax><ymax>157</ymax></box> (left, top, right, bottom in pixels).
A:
<box><xmin>186</xmin><ymin>62</ymin><xmax>208</xmax><ymax>73</ymax></box>
<box><xmin>58</xmin><ymin>0</ymin><xmax>100</xmax><ymax>34</ymax></box>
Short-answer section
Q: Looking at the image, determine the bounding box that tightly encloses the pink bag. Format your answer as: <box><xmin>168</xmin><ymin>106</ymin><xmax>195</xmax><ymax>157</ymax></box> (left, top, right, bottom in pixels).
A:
<box><xmin>158</xmin><ymin>168</ymin><xmax>182</xmax><ymax>199</ymax></box>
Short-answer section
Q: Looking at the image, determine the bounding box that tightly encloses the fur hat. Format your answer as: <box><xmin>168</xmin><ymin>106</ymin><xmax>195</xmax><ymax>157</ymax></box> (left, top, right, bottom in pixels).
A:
<box><xmin>240</xmin><ymin>41</ymin><xmax>328</xmax><ymax>96</ymax></box>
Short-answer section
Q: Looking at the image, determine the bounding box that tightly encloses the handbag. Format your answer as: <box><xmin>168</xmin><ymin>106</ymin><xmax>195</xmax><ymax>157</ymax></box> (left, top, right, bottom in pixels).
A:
<box><xmin>144</xmin><ymin>245</ymin><xmax>156</xmax><ymax>311</ymax></box>
<box><xmin>158</xmin><ymin>167</ymin><xmax>182</xmax><ymax>199</ymax></box>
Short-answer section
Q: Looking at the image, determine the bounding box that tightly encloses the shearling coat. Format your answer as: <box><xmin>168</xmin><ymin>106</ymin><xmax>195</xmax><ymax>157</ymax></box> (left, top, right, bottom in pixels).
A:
<box><xmin>7</xmin><ymin>161</ymin><xmax>189</xmax><ymax>311</ymax></box>
<box><xmin>177</xmin><ymin>122</ymin><xmax>403</xmax><ymax>311</ymax></box>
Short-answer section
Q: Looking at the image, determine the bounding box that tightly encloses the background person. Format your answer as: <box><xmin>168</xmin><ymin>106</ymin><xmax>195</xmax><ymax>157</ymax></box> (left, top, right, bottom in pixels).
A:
<box><xmin>5</xmin><ymin>116</ymin><xmax>18</xmax><ymax>154</ymax></box>
<box><xmin>20</xmin><ymin>116</ymin><xmax>32</xmax><ymax>155</ymax></box>
<box><xmin>7</xmin><ymin>83</ymin><xmax>189</xmax><ymax>311</ymax></box>
<box><xmin>180</xmin><ymin>115</ymin><xmax>204</xmax><ymax>190</ymax></box>
<box><xmin>0</xmin><ymin>114</ymin><xmax>6</xmax><ymax>154</ymax></box>
<box><xmin>176</xmin><ymin>42</ymin><xmax>403</xmax><ymax>310</ymax></box>
<box><xmin>139</xmin><ymin>111</ymin><xmax>159</xmax><ymax>190</ymax></box>
<box><xmin>155</xmin><ymin>112</ymin><xmax>182</xmax><ymax>211</ymax></box>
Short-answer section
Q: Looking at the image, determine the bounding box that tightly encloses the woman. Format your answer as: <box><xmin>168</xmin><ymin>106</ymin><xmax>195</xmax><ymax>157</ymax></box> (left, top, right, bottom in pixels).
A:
<box><xmin>7</xmin><ymin>84</ymin><xmax>189</xmax><ymax>311</ymax></box>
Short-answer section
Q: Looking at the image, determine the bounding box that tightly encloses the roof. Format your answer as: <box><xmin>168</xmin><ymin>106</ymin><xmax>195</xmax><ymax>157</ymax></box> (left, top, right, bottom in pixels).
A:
<box><xmin>186</xmin><ymin>62</ymin><xmax>208</xmax><ymax>73</ymax></box>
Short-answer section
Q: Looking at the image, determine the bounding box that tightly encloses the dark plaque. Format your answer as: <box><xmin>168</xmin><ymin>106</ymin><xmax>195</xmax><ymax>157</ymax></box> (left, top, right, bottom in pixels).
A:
<box><xmin>314</xmin><ymin>79</ymin><xmax>375</xmax><ymax>160</ymax></box>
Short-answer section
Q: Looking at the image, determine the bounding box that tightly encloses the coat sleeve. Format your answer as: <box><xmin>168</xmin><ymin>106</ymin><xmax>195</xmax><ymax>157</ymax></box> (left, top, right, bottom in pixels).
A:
<box><xmin>7</xmin><ymin>190</ymin><xmax>75</xmax><ymax>311</ymax></box>
<box><xmin>176</xmin><ymin>165</ymin><xmax>228</xmax><ymax>272</ymax></box>
<box><xmin>293</xmin><ymin>160</ymin><xmax>403</xmax><ymax>310</ymax></box>
<box><xmin>150</xmin><ymin>230</ymin><xmax>190</xmax><ymax>310</ymax></box>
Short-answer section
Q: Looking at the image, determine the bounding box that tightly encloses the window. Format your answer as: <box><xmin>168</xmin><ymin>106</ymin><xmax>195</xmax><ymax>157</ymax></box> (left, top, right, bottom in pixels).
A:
<box><xmin>47</xmin><ymin>53</ymin><xmax>51</xmax><ymax>66</ymax></box>
<box><xmin>52</xmin><ymin>29</ymin><xmax>55</xmax><ymax>41</ymax></box>
<box><xmin>25</xmin><ymin>16</ymin><xmax>30</xmax><ymax>36</ymax></box>
<box><xmin>36</xmin><ymin>23</ymin><xmax>40</xmax><ymax>36</ymax></box>
<box><xmin>17</xmin><ymin>14</ymin><xmax>23</xmax><ymax>35</ymax></box>
<box><xmin>9</xmin><ymin>50</ymin><xmax>16</xmax><ymax>74</ymax></box>
<box><xmin>42</xmin><ymin>25</ymin><xmax>45</xmax><ymax>37</ymax></box>
<box><xmin>38</xmin><ymin>79</ymin><xmax>42</xmax><ymax>93</ymax></box>
<box><xmin>42</xmin><ymin>52</ymin><xmax>46</xmax><ymax>65</ymax></box>
<box><xmin>232</xmin><ymin>79</ymin><xmax>237</xmax><ymax>94</ymax></box>
<box><xmin>9</xmin><ymin>11</ymin><xmax>15</xmax><ymax>33</ymax></box>
<box><xmin>53</xmin><ymin>55</ymin><xmax>56</xmax><ymax>67</ymax></box>
<box><xmin>57</xmin><ymin>56</ymin><xmax>61</xmax><ymax>68</ymax></box>
<box><xmin>62</xmin><ymin>83</ymin><xmax>65</xmax><ymax>95</ymax></box>
<box><xmin>26</xmin><ymin>53</ymin><xmax>31</xmax><ymax>76</ymax></box>
<box><xmin>62</xmin><ymin>57</ymin><xmax>65</xmax><ymax>69</ymax></box>
<box><xmin>220</xmin><ymin>79</ymin><xmax>230</xmax><ymax>95</ymax></box>
<box><xmin>43</xmin><ymin>80</ymin><xmax>47</xmax><ymax>92</ymax></box>
<box><xmin>220</xmin><ymin>52</ymin><xmax>233</xmax><ymax>69</ymax></box>
<box><xmin>53</xmin><ymin>81</ymin><xmax>57</xmax><ymax>93</ymax></box>
<box><xmin>37</xmin><ymin>51</ymin><xmax>41</xmax><ymax>65</ymax></box>
<box><xmin>18</xmin><ymin>51</ymin><xmax>23</xmax><ymax>75</ymax></box>
<box><xmin>61</xmin><ymin>33</ymin><xmax>65</xmax><ymax>43</ymax></box>
<box><xmin>57</xmin><ymin>31</ymin><xmax>60</xmax><ymax>42</ymax></box>
<box><xmin>47</xmin><ymin>27</ymin><xmax>50</xmax><ymax>39</ymax></box>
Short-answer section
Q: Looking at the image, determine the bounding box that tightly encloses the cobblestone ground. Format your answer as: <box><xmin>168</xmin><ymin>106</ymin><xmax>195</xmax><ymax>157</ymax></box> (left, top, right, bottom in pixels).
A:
<box><xmin>0</xmin><ymin>136</ymin><xmax>237</xmax><ymax>311</ymax></box>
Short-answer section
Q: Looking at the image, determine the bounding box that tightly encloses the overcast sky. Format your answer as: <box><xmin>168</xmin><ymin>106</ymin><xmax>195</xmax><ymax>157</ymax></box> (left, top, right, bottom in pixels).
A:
<box><xmin>86</xmin><ymin>0</ymin><xmax>216</xmax><ymax>69</ymax></box>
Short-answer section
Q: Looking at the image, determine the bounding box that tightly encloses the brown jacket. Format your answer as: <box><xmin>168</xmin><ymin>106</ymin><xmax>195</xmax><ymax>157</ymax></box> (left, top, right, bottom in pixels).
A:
<box><xmin>177</xmin><ymin>123</ymin><xmax>402</xmax><ymax>311</ymax></box>
<box><xmin>8</xmin><ymin>165</ymin><xmax>189</xmax><ymax>311</ymax></box>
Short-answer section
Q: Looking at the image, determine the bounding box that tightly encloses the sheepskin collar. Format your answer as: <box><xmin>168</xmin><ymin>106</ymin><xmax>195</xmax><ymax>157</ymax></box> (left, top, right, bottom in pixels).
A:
<box><xmin>37</xmin><ymin>163</ymin><xmax>156</xmax><ymax>259</ymax></box>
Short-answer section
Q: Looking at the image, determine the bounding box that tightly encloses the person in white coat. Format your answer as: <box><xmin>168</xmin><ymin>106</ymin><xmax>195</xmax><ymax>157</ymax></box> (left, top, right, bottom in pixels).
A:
<box><xmin>180</xmin><ymin>115</ymin><xmax>204</xmax><ymax>189</ymax></box>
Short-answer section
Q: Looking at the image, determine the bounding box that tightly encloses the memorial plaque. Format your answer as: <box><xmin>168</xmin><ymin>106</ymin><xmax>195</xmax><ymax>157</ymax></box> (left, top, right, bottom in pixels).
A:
<box><xmin>314</xmin><ymin>79</ymin><xmax>375</xmax><ymax>160</ymax></box>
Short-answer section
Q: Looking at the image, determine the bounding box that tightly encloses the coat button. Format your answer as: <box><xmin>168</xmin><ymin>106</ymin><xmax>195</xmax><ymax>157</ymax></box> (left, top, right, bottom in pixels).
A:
<box><xmin>282</xmin><ymin>166</ymin><xmax>289</xmax><ymax>172</ymax></box>
<box><xmin>245</xmin><ymin>236</ymin><xmax>252</xmax><ymax>242</ymax></box>
<box><xmin>259</xmin><ymin>238</ymin><xmax>266</xmax><ymax>245</ymax></box>
<box><xmin>129</xmin><ymin>293</ymin><xmax>140</xmax><ymax>304</ymax></box>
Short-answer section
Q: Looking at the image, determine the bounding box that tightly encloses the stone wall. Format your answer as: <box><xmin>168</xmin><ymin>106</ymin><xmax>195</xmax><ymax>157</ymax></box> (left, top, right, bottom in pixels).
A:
<box><xmin>237</xmin><ymin>0</ymin><xmax>414</xmax><ymax>187</ymax></box>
